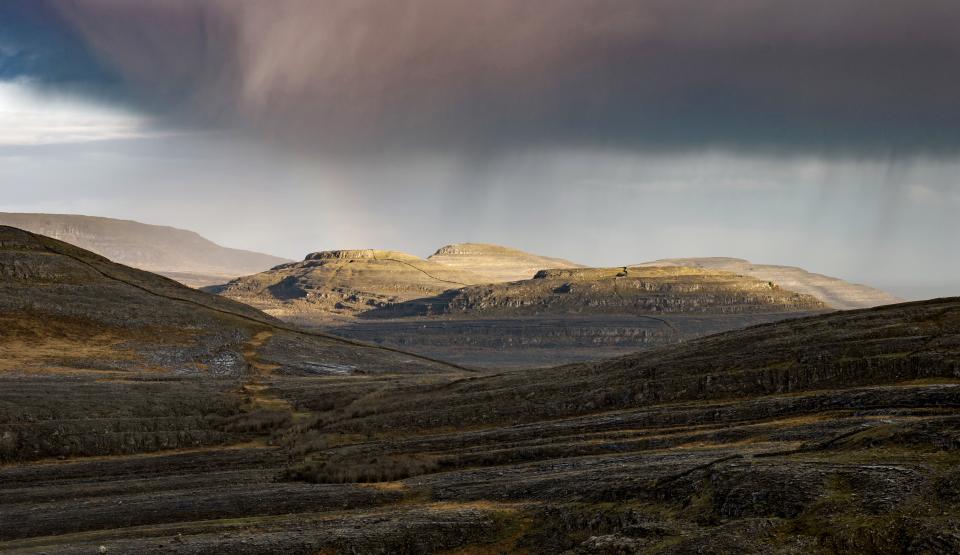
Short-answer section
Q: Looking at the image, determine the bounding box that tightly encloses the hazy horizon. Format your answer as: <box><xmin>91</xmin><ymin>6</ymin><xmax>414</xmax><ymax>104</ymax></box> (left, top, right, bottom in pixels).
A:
<box><xmin>3</xmin><ymin>0</ymin><xmax>959</xmax><ymax>301</ymax></box>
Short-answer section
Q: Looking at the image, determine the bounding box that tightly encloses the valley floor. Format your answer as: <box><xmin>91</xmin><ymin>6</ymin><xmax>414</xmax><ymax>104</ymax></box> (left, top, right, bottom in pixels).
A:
<box><xmin>318</xmin><ymin>312</ymin><xmax>825</xmax><ymax>369</ymax></box>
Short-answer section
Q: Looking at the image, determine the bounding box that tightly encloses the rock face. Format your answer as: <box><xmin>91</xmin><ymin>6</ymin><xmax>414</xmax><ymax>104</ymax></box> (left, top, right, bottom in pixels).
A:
<box><xmin>637</xmin><ymin>257</ymin><xmax>901</xmax><ymax>310</ymax></box>
<box><xmin>0</xmin><ymin>213</ymin><xmax>289</xmax><ymax>287</ymax></box>
<box><xmin>367</xmin><ymin>265</ymin><xmax>828</xmax><ymax>318</ymax></box>
<box><xmin>208</xmin><ymin>249</ymin><xmax>486</xmax><ymax>322</ymax></box>
<box><xmin>428</xmin><ymin>242</ymin><xmax>583</xmax><ymax>282</ymax></box>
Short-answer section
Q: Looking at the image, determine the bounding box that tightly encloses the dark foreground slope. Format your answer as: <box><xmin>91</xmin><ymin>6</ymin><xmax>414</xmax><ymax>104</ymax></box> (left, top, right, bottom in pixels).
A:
<box><xmin>4</xmin><ymin>255</ymin><xmax>959</xmax><ymax>555</ymax></box>
<box><xmin>278</xmin><ymin>297</ymin><xmax>960</xmax><ymax>553</ymax></box>
<box><xmin>0</xmin><ymin>213</ymin><xmax>290</xmax><ymax>287</ymax></box>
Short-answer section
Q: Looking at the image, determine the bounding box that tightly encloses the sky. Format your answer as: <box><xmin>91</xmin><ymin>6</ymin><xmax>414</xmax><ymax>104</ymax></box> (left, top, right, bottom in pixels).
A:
<box><xmin>2</xmin><ymin>0</ymin><xmax>959</xmax><ymax>300</ymax></box>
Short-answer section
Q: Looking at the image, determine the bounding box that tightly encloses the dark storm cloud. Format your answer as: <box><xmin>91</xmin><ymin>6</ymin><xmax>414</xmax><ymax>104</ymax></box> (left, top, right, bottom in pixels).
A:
<box><xmin>7</xmin><ymin>0</ymin><xmax>960</xmax><ymax>154</ymax></box>
<box><xmin>0</xmin><ymin>1</ymin><xmax>118</xmax><ymax>92</ymax></box>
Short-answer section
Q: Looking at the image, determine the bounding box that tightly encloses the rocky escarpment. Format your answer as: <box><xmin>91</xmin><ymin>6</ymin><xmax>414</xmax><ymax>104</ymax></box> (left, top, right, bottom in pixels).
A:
<box><xmin>209</xmin><ymin>249</ymin><xmax>486</xmax><ymax>322</ymax></box>
<box><xmin>366</xmin><ymin>265</ymin><xmax>828</xmax><ymax>318</ymax></box>
<box><xmin>428</xmin><ymin>242</ymin><xmax>583</xmax><ymax>282</ymax></box>
<box><xmin>637</xmin><ymin>257</ymin><xmax>901</xmax><ymax>310</ymax></box>
<box><xmin>0</xmin><ymin>212</ymin><xmax>289</xmax><ymax>287</ymax></box>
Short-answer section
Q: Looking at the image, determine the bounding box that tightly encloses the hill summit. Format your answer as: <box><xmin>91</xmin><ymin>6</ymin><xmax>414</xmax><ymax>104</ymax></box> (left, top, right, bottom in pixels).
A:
<box><xmin>428</xmin><ymin>242</ymin><xmax>583</xmax><ymax>282</ymax></box>
<box><xmin>209</xmin><ymin>249</ymin><xmax>485</xmax><ymax>323</ymax></box>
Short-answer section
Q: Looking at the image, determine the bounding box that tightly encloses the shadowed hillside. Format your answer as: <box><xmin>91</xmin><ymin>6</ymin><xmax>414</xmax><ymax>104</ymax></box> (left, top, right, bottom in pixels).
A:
<box><xmin>0</xmin><ymin>226</ymin><xmax>465</xmax><ymax>461</ymax></box>
<box><xmin>0</xmin><ymin>213</ymin><xmax>290</xmax><ymax>287</ymax></box>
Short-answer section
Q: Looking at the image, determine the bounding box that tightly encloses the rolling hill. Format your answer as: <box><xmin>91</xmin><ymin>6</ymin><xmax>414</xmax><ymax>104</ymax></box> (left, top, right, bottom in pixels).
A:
<box><xmin>637</xmin><ymin>257</ymin><xmax>901</xmax><ymax>310</ymax></box>
<box><xmin>0</xmin><ymin>213</ymin><xmax>290</xmax><ymax>287</ymax></box>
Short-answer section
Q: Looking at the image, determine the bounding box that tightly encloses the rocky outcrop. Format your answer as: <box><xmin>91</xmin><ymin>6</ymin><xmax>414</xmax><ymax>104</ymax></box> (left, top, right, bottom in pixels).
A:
<box><xmin>367</xmin><ymin>265</ymin><xmax>828</xmax><ymax>318</ymax></box>
<box><xmin>637</xmin><ymin>257</ymin><xmax>901</xmax><ymax>309</ymax></box>
<box><xmin>211</xmin><ymin>249</ymin><xmax>486</xmax><ymax>321</ymax></box>
<box><xmin>428</xmin><ymin>242</ymin><xmax>583</xmax><ymax>282</ymax></box>
<box><xmin>0</xmin><ymin>213</ymin><xmax>290</xmax><ymax>287</ymax></box>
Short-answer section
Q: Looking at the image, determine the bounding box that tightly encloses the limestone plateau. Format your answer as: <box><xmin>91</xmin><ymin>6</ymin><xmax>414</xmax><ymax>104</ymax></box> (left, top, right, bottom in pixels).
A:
<box><xmin>0</xmin><ymin>213</ymin><xmax>289</xmax><ymax>287</ymax></box>
<box><xmin>210</xmin><ymin>247</ymin><xmax>833</xmax><ymax>367</ymax></box>
<box><xmin>2</xmin><ymin>226</ymin><xmax>959</xmax><ymax>553</ymax></box>
<box><xmin>368</xmin><ymin>265</ymin><xmax>827</xmax><ymax>318</ymax></box>
<box><xmin>331</xmin><ymin>263</ymin><xmax>831</xmax><ymax>367</ymax></box>
<box><xmin>427</xmin><ymin>242</ymin><xmax>583</xmax><ymax>282</ymax></box>
<box><xmin>207</xmin><ymin>249</ymin><xmax>486</xmax><ymax>323</ymax></box>
<box><xmin>638</xmin><ymin>257</ymin><xmax>902</xmax><ymax>310</ymax></box>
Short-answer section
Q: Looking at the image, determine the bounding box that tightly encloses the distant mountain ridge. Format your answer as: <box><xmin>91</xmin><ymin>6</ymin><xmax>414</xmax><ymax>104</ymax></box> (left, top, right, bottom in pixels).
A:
<box><xmin>0</xmin><ymin>213</ymin><xmax>290</xmax><ymax>287</ymax></box>
<box><xmin>636</xmin><ymin>257</ymin><xmax>901</xmax><ymax>310</ymax></box>
<box><xmin>428</xmin><ymin>242</ymin><xmax>583</xmax><ymax>282</ymax></box>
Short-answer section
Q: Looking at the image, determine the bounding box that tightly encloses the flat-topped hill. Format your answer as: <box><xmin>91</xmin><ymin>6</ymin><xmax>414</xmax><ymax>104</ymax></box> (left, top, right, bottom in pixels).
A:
<box><xmin>209</xmin><ymin>249</ymin><xmax>486</xmax><ymax>322</ymax></box>
<box><xmin>637</xmin><ymin>257</ymin><xmax>901</xmax><ymax>310</ymax></box>
<box><xmin>366</xmin><ymin>265</ymin><xmax>828</xmax><ymax>318</ymax></box>
<box><xmin>0</xmin><ymin>213</ymin><xmax>290</xmax><ymax>287</ymax></box>
<box><xmin>427</xmin><ymin>242</ymin><xmax>583</xmax><ymax>282</ymax></box>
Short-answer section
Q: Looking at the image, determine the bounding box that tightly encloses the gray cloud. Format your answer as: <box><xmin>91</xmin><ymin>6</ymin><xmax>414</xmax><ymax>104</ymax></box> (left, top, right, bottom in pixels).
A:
<box><xmin>33</xmin><ymin>0</ymin><xmax>960</xmax><ymax>155</ymax></box>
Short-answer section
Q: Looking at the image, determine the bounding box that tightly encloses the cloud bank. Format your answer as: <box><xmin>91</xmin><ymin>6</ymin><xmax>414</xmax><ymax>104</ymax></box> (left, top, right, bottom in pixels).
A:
<box><xmin>5</xmin><ymin>0</ymin><xmax>959</xmax><ymax>155</ymax></box>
